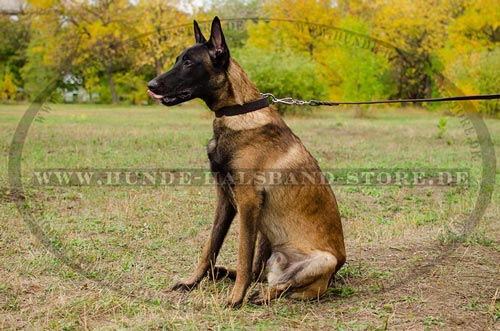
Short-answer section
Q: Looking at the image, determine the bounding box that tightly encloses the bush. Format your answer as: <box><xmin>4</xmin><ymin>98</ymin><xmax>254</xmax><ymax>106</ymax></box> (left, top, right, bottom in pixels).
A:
<box><xmin>476</xmin><ymin>49</ymin><xmax>500</xmax><ymax>116</ymax></box>
<box><xmin>232</xmin><ymin>46</ymin><xmax>328</xmax><ymax>114</ymax></box>
<box><xmin>0</xmin><ymin>71</ymin><xmax>17</xmax><ymax>101</ymax></box>
<box><xmin>444</xmin><ymin>48</ymin><xmax>500</xmax><ymax>116</ymax></box>
<box><xmin>114</xmin><ymin>72</ymin><xmax>149</xmax><ymax>105</ymax></box>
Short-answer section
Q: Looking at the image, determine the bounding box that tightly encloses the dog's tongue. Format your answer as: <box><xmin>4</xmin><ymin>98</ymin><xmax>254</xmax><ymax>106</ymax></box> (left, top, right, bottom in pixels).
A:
<box><xmin>147</xmin><ymin>89</ymin><xmax>164</xmax><ymax>100</ymax></box>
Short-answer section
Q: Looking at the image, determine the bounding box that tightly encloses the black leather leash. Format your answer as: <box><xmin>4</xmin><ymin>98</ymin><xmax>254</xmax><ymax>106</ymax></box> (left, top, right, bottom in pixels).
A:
<box><xmin>264</xmin><ymin>93</ymin><xmax>500</xmax><ymax>107</ymax></box>
<box><xmin>307</xmin><ymin>93</ymin><xmax>500</xmax><ymax>106</ymax></box>
<box><xmin>213</xmin><ymin>93</ymin><xmax>500</xmax><ymax>117</ymax></box>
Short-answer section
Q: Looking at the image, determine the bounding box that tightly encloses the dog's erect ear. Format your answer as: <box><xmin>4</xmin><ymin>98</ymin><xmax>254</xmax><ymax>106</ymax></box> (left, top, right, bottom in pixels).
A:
<box><xmin>208</xmin><ymin>16</ymin><xmax>230</xmax><ymax>67</ymax></box>
<box><xmin>193</xmin><ymin>20</ymin><xmax>207</xmax><ymax>44</ymax></box>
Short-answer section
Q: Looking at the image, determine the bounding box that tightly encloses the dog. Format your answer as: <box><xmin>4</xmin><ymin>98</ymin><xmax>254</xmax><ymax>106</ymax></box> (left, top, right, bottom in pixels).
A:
<box><xmin>147</xmin><ymin>17</ymin><xmax>345</xmax><ymax>308</ymax></box>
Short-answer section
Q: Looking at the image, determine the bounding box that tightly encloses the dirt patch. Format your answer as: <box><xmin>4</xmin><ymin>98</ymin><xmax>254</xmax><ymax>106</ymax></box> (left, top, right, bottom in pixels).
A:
<box><xmin>332</xmin><ymin>234</ymin><xmax>500</xmax><ymax>330</ymax></box>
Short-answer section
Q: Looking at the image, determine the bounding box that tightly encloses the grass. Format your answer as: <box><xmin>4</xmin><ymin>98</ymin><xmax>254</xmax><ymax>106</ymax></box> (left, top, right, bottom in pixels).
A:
<box><xmin>1</xmin><ymin>102</ymin><xmax>500</xmax><ymax>330</ymax></box>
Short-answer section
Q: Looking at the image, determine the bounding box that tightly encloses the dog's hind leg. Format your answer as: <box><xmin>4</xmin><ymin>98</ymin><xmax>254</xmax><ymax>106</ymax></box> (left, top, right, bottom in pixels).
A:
<box><xmin>248</xmin><ymin>250</ymin><xmax>338</xmax><ymax>304</ymax></box>
<box><xmin>253</xmin><ymin>232</ymin><xmax>272</xmax><ymax>282</ymax></box>
<box><xmin>172</xmin><ymin>186</ymin><xmax>236</xmax><ymax>291</ymax></box>
<box><xmin>284</xmin><ymin>251</ymin><xmax>338</xmax><ymax>301</ymax></box>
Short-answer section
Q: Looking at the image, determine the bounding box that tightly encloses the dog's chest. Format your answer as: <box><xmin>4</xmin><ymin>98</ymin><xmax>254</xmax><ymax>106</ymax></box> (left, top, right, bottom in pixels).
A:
<box><xmin>207</xmin><ymin>137</ymin><xmax>232</xmax><ymax>178</ymax></box>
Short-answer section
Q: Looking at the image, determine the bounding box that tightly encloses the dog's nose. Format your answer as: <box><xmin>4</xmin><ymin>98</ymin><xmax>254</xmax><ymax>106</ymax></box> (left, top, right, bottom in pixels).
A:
<box><xmin>147</xmin><ymin>79</ymin><xmax>159</xmax><ymax>90</ymax></box>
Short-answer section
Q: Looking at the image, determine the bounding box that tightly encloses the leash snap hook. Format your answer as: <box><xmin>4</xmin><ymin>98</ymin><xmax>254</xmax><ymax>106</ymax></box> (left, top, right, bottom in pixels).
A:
<box><xmin>261</xmin><ymin>93</ymin><xmax>313</xmax><ymax>106</ymax></box>
<box><xmin>261</xmin><ymin>93</ymin><xmax>278</xmax><ymax>104</ymax></box>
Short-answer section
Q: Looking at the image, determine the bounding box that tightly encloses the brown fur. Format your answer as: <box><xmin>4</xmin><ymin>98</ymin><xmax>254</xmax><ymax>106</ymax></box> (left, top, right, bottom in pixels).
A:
<box><xmin>150</xmin><ymin>18</ymin><xmax>345</xmax><ymax>308</ymax></box>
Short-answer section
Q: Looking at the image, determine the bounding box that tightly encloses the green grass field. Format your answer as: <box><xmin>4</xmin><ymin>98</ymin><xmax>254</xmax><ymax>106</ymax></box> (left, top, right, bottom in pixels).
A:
<box><xmin>1</xmin><ymin>103</ymin><xmax>499</xmax><ymax>330</ymax></box>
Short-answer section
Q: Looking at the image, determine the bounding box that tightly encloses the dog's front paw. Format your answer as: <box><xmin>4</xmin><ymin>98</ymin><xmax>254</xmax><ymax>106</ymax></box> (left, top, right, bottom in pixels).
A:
<box><xmin>224</xmin><ymin>286</ymin><xmax>248</xmax><ymax>308</ymax></box>
<box><xmin>171</xmin><ymin>280</ymin><xmax>198</xmax><ymax>292</ymax></box>
<box><xmin>224</xmin><ymin>298</ymin><xmax>243</xmax><ymax>309</ymax></box>
<box><xmin>207</xmin><ymin>265</ymin><xmax>237</xmax><ymax>281</ymax></box>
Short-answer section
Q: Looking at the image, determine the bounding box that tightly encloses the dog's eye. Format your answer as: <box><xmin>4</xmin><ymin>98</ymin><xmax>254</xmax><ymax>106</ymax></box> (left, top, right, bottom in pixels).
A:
<box><xmin>183</xmin><ymin>59</ymin><xmax>193</xmax><ymax>67</ymax></box>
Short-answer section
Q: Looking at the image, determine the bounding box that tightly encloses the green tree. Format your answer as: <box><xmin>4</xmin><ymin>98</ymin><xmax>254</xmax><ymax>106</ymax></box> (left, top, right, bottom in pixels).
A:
<box><xmin>205</xmin><ymin>0</ymin><xmax>265</xmax><ymax>48</ymax></box>
<box><xmin>321</xmin><ymin>17</ymin><xmax>393</xmax><ymax>104</ymax></box>
<box><xmin>233</xmin><ymin>45</ymin><xmax>328</xmax><ymax>114</ymax></box>
<box><xmin>0</xmin><ymin>15</ymin><xmax>30</xmax><ymax>99</ymax></box>
<box><xmin>245</xmin><ymin>1</ymin><xmax>395</xmax><ymax>105</ymax></box>
<box><xmin>21</xmin><ymin>0</ymin><xmax>80</xmax><ymax>101</ymax></box>
<box><xmin>244</xmin><ymin>0</ymin><xmax>343</xmax><ymax>101</ymax></box>
<box><xmin>24</xmin><ymin>0</ymin><xmax>140</xmax><ymax>103</ymax></box>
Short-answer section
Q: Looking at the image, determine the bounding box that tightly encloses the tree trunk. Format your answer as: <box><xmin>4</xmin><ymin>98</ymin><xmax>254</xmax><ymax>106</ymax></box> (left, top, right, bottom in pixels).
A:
<box><xmin>424</xmin><ymin>74</ymin><xmax>432</xmax><ymax>98</ymax></box>
<box><xmin>106</xmin><ymin>65</ymin><xmax>118</xmax><ymax>104</ymax></box>
<box><xmin>155</xmin><ymin>58</ymin><xmax>163</xmax><ymax>76</ymax></box>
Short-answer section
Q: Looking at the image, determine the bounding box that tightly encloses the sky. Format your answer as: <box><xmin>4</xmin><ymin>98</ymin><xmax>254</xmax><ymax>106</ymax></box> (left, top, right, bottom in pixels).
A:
<box><xmin>0</xmin><ymin>0</ymin><xmax>23</xmax><ymax>13</ymax></box>
<box><xmin>0</xmin><ymin>0</ymin><xmax>209</xmax><ymax>14</ymax></box>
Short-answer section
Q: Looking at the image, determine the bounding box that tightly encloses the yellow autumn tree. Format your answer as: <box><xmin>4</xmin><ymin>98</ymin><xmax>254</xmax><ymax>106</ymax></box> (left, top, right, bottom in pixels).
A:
<box><xmin>135</xmin><ymin>0</ymin><xmax>189</xmax><ymax>76</ymax></box>
<box><xmin>245</xmin><ymin>0</ymin><xmax>393</xmax><ymax>103</ymax></box>
<box><xmin>371</xmin><ymin>0</ymin><xmax>452</xmax><ymax>99</ymax></box>
<box><xmin>0</xmin><ymin>71</ymin><xmax>17</xmax><ymax>101</ymax></box>
<box><xmin>71</xmin><ymin>0</ymin><xmax>140</xmax><ymax>104</ymax></box>
<box><xmin>247</xmin><ymin>0</ymin><xmax>339</xmax><ymax>57</ymax></box>
<box><xmin>441</xmin><ymin>0</ymin><xmax>500</xmax><ymax>114</ymax></box>
<box><xmin>24</xmin><ymin>0</ymin><xmax>141</xmax><ymax>103</ymax></box>
<box><xmin>447</xmin><ymin>0</ymin><xmax>500</xmax><ymax>52</ymax></box>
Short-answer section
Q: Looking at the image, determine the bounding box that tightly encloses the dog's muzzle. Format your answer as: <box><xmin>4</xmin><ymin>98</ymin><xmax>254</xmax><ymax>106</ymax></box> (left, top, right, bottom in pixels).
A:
<box><xmin>147</xmin><ymin>79</ymin><xmax>163</xmax><ymax>99</ymax></box>
<box><xmin>147</xmin><ymin>77</ymin><xmax>193</xmax><ymax>106</ymax></box>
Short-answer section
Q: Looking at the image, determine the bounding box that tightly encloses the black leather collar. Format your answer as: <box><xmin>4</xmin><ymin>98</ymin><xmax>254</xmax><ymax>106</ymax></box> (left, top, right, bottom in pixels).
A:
<box><xmin>214</xmin><ymin>97</ymin><xmax>270</xmax><ymax>118</ymax></box>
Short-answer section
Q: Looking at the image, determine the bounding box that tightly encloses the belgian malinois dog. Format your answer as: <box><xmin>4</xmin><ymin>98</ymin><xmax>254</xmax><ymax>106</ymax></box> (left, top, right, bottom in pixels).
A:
<box><xmin>147</xmin><ymin>17</ymin><xmax>345</xmax><ymax>308</ymax></box>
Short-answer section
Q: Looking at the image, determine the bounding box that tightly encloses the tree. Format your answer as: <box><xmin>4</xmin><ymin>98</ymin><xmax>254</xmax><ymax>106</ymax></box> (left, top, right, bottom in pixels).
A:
<box><xmin>248</xmin><ymin>0</ymin><xmax>339</xmax><ymax>58</ymax></box>
<box><xmin>135</xmin><ymin>0</ymin><xmax>189</xmax><ymax>76</ymax></box>
<box><xmin>70</xmin><ymin>0</ymin><xmax>140</xmax><ymax>104</ymax></box>
<box><xmin>23</xmin><ymin>0</ymin><xmax>140</xmax><ymax>104</ymax></box>
<box><xmin>371</xmin><ymin>0</ymin><xmax>452</xmax><ymax>100</ymax></box>
<box><xmin>204</xmin><ymin>0</ymin><xmax>264</xmax><ymax>48</ymax></box>
<box><xmin>0</xmin><ymin>15</ymin><xmax>30</xmax><ymax>100</ymax></box>
<box><xmin>245</xmin><ymin>1</ymin><xmax>395</xmax><ymax>105</ymax></box>
<box><xmin>232</xmin><ymin>45</ymin><xmax>328</xmax><ymax>114</ymax></box>
<box><xmin>0</xmin><ymin>71</ymin><xmax>17</xmax><ymax>100</ymax></box>
<box><xmin>21</xmin><ymin>0</ymin><xmax>82</xmax><ymax>101</ymax></box>
<box><xmin>447</xmin><ymin>0</ymin><xmax>500</xmax><ymax>51</ymax></box>
<box><xmin>440</xmin><ymin>0</ymin><xmax>500</xmax><ymax>115</ymax></box>
<box><xmin>244</xmin><ymin>0</ymin><xmax>343</xmax><ymax>101</ymax></box>
<box><xmin>321</xmin><ymin>17</ymin><xmax>393</xmax><ymax>104</ymax></box>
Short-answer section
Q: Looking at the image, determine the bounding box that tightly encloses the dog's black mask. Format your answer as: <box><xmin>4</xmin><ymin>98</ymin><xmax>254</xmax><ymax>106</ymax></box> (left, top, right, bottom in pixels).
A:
<box><xmin>147</xmin><ymin>17</ymin><xmax>230</xmax><ymax>107</ymax></box>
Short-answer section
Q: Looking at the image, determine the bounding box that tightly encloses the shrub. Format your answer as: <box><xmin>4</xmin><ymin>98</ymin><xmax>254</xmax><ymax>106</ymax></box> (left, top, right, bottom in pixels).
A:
<box><xmin>444</xmin><ymin>48</ymin><xmax>500</xmax><ymax>117</ymax></box>
<box><xmin>0</xmin><ymin>71</ymin><xmax>17</xmax><ymax>101</ymax></box>
<box><xmin>232</xmin><ymin>46</ymin><xmax>328</xmax><ymax>114</ymax></box>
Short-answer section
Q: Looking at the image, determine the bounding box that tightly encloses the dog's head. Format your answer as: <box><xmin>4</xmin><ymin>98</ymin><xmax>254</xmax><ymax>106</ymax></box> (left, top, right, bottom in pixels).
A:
<box><xmin>147</xmin><ymin>17</ymin><xmax>230</xmax><ymax>107</ymax></box>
